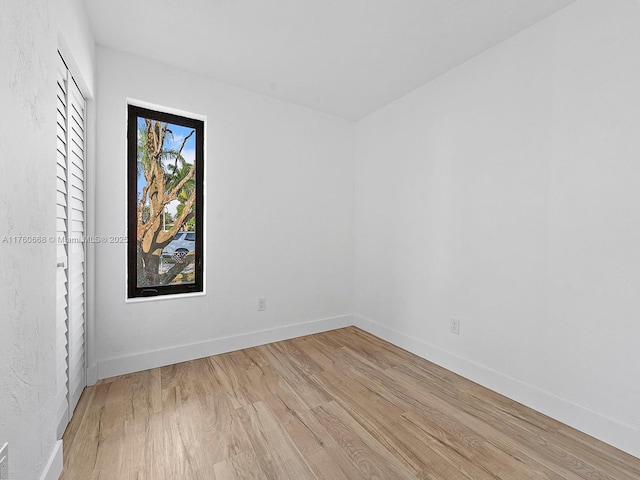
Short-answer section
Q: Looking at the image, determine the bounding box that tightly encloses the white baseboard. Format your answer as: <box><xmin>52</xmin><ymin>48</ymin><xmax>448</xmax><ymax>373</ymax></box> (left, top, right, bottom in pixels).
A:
<box><xmin>39</xmin><ymin>440</ymin><xmax>63</xmax><ymax>480</ymax></box>
<box><xmin>354</xmin><ymin>314</ymin><xmax>640</xmax><ymax>460</ymax></box>
<box><xmin>98</xmin><ymin>314</ymin><xmax>353</xmax><ymax>379</ymax></box>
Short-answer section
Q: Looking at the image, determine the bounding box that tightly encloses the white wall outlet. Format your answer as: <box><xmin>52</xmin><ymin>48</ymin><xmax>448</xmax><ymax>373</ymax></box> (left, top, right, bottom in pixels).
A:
<box><xmin>450</xmin><ymin>318</ymin><xmax>460</xmax><ymax>335</ymax></box>
<box><xmin>258</xmin><ymin>297</ymin><xmax>266</xmax><ymax>311</ymax></box>
<box><xmin>0</xmin><ymin>442</ymin><xmax>8</xmax><ymax>480</ymax></box>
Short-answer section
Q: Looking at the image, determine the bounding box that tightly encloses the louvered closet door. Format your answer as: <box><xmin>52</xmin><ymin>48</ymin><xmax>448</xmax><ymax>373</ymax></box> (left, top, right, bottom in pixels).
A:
<box><xmin>56</xmin><ymin>52</ymin><xmax>87</xmax><ymax>437</ymax></box>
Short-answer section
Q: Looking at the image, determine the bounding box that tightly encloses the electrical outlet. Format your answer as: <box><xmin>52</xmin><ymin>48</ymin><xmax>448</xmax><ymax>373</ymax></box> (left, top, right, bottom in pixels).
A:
<box><xmin>450</xmin><ymin>318</ymin><xmax>460</xmax><ymax>335</ymax></box>
<box><xmin>258</xmin><ymin>297</ymin><xmax>266</xmax><ymax>311</ymax></box>
<box><xmin>0</xmin><ymin>442</ymin><xmax>8</xmax><ymax>480</ymax></box>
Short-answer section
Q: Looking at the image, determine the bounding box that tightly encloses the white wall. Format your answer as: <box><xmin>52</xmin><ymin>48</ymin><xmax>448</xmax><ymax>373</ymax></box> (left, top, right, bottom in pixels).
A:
<box><xmin>94</xmin><ymin>47</ymin><xmax>354</xmax><ymax>378</ymax></box>
<box><xmin>0</xmin><ymin>0</ymin><xmax>95</xmax><ymax>478</ymax></box>
<box><xmin>354</xmin><ymin>0</ymin><xmax>640</xmax><ymax>458</ymax></box>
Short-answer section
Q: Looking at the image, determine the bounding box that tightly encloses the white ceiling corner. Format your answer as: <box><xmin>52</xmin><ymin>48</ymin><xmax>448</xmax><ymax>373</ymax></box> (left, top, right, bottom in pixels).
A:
<box><xmin>83</xmin><ymin>0</ymin><xmax>576</xmax><ymax>120</ymax></box>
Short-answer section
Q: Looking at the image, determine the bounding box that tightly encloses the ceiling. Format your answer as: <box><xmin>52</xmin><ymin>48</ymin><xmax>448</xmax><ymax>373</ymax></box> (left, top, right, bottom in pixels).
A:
<box><xmin>83</xmin><ymin>0</ymin><xmax>575</xmax><ymax>120</ymax></box>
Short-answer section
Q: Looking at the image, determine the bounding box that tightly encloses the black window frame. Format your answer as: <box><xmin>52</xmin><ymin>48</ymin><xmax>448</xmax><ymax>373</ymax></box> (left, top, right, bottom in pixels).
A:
<box><xmin>127</xmin><ymin>104</ymin><xmax>204</xmax><ymax>299</ymax></box>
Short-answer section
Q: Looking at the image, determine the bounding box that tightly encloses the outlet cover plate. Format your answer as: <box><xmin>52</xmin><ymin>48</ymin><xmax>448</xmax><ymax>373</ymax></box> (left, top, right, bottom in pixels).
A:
<box><xmin>450</xmin><ymin>318</ymin><xmax>460</xmax><ymax>335</ymax></box>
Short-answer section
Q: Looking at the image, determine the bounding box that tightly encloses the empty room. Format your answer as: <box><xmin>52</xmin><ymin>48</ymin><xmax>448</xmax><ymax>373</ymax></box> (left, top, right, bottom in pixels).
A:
<box><xmin>2</xmin><ymin>0</ymin><xmax>640</xmax><ymax>478</ymax></box>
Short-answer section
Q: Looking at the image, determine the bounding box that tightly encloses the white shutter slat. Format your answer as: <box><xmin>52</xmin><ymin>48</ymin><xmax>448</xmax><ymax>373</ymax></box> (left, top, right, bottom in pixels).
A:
<box><xmin>68</xmin><ymin>371</ymin><xmax>84</xmax><ymax>415</ymax></box>
<box><xmin>70</xmin><ymin>213</ymin><xmax>84</xmax><ymax>226</ymax></box>
<box><xmin>70</xmin><ymin>176</ymin><xmax>84</xmax><ymax>193</ymax></box>
<box><xmin>56</xmin><ymin>83</ymin><xmax>66</xmax><ymax>104</ymax></box>
<box><xmin>56</xmin><ymin>157</ymin><xmax>66</xmax><ymax>176</ymax></box>
<box><xmin>56</xmin><ymin>85</ymin><xmax>66</xmax><ymax>105</ymax></box>
<box><xmin>68</xmin><ymin>311</ymin><xmax>84</xmax><ymax>336</ymax></box>
<box><xmin>68</xmin><ymin>318</ymin><xmax>84</xmax><ymax>342</ymax></box>
<box><xmin>56</xmin><ymin>88</ymin><xmax>67</xmax><ymax>115</ymax></box>
<box><xmin>56</xmin><ymin>111</ymin><xmax>67</xmax><ymax>136</ymax></box>
<box><xmin>70</xmin><ymin>181</ymin><xmax>84</xmax><ymax>200</ymax></box>
<box><xmin>56</xmin><ymin>52</ymin><xmax>68</xmax><ymax>83</ymax></box>
<box><xmin>69</xmin><ymin>161</ymin><xmax>84</xmax><ymax>183</ymax></box>
<box><xmin>56</xmin><ymin>190</ymin><xmax>67</xmax><ymax>208</ymax></box>
<box><xmin>56</xmin><ymin>177</ymin><xmax>67</xmax><ymax>196</ymax></box>
<box><xmin>56</xmin><ymin>219</ymin><xmax>67</xmax><ymax>235</ymax></box>
<box><xmin>70</xmin><ymin>137</ymin><xmax>84</xmax><ymax>159</ymax></box>
<box><xmin>71</xmin><ymin>100</ymin><xmax>84</xmax><ymax>120</ymax></box>
<box><xmin>70</xmin><ymin>214</ymin><xmax>84</xmax><ymax>230</ymax></box>
<box><xmin>56</xmin><ymin>241</ymin><xmax>67</xmax><ymax>258</ymax></box>
<box><xmin>69</xmin><ymin>196</ymin><xmax>84</xmax><ymax>213</ymax></box>
<box><xmin>70</xmin><ymin>222</ymin><xmax>84</xmax><ymax>236</ymax></box>
<box><xmin>56</xmin><ymin>204</ymin><xmax>67</xmax><ymax>220</ymax></box>
<box><xmin>56</xmin><ymin>136</ymin><xmax>67</xmax><ymax>157</ymax></box>
<box><xmin>56</xmin><ymin>90</ymin><xmax>66</xmax><ymax>110</ymax></box>
<box><xmin>69</xmin><ymin>80</ymin><xmax>85</xmax><ymax>110</ymax></box>
<box><xmin>69</xmin><ymin>177</ymin><xmax>84</xmax><ymax>193</ymax></box>
<box><xmin>69</xmin><ymin>187</ymin><xmax>84</xmax><ymax>205</ymax></box>
<box><xmin>69</xmin><ymin>274</ymin><xmax>84</xmax><ymax>292</ymax></box>
<box><xmin>71</xmin><ymin>115</ymin><xmax>85</xmax><ymax>141</ymax></box>
<box><xmin>70</xmin><ymin>143</ymin><xmax>84</xmax><ymax>162</ymax></box>
<box><xmin>69</xmin><ymin>353</ymin><xmax>85</xmax><ymax>383</ymax></box>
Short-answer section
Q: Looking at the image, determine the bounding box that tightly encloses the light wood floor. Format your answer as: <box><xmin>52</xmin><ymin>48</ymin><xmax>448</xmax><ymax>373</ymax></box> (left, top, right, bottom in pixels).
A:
<box><xmin>61</xmin><ymin>327</ymin><xmax>640</xmax><ymax>479</ymax></box>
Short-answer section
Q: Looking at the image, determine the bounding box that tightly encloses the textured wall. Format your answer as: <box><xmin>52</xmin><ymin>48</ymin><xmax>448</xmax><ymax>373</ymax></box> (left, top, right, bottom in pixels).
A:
<box><xmin>0</xmin><ymin>1</ymin><xmax>59</xmax><ymax>477</ymax></box>
<box><xmin>0</xmin><ymin>0</ymin><xmax>94</xmax><ymax>478</ymax></box>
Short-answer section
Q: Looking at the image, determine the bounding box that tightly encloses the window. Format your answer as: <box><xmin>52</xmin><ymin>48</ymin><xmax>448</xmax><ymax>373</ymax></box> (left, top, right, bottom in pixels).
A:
<box><xmin>127</xmin><ymin>105</ymin><xmax>204</xmax><ymax>298</ymax></box>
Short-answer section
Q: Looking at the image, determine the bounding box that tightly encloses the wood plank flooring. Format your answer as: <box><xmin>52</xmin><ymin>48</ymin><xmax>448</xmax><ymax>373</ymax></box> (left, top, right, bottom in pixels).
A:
<box><xmin>60</xmin><ymin>327</ymin><xmax>640</xmax><ymax>479</ymax></box>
